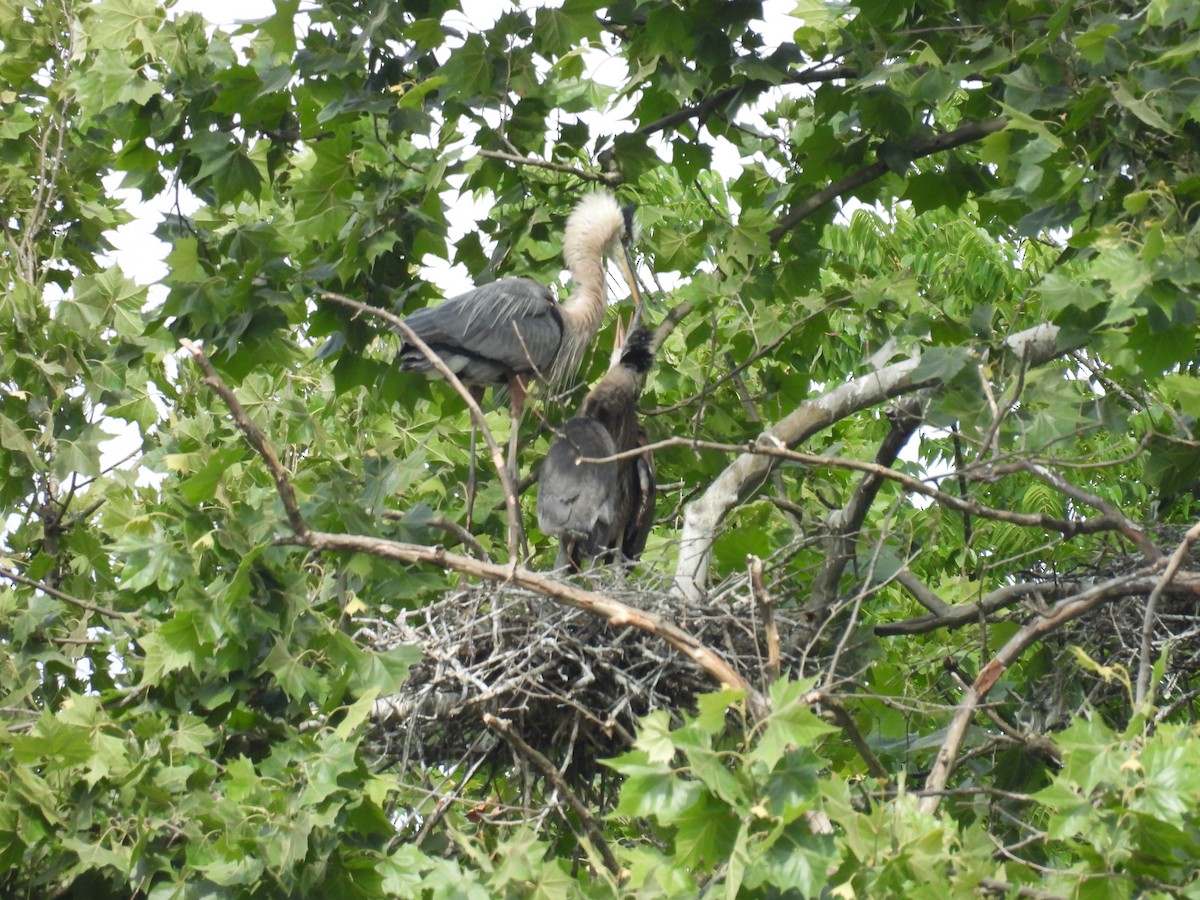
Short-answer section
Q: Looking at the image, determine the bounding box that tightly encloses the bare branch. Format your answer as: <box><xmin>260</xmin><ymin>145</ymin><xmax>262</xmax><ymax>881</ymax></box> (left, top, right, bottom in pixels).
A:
<box><xmin>748</xmin><ymin>556</ymin><xmax>780</xmax><ymax>684</ymax></box>
<box><xmin>1020</xmin><ymin>461</ymin><xmax>1160</xmax><ymax>563</ymax></box>
<box><xmin>299</xmin><ymin>530</ymin><xmax>767</xmax><ymax>716</ymax></box>
<box><xmin>319</xmin><ymin>292</ymin><xmax>524</xmax><ymax>561</ymax></box>
<box><xmin>476</xmin><ymin>149</ymin><xmax>620</xmax><ymax>185</ymax></box>
<box><xmin>382</xmin><ymin>511</ymin><xmax>491</xmax><ymax>562</ymax></box>
<box><xmin>819</xmin><ymin>693</ymin><xmax>888</xmax><ymax>780</ymax></box>
<box><xmin>878</xmin><ymin>579</ymin><xmax>1065</xmax><ymax>636</ymax></box>
<box><xmin>1135</xmin><ymin>517</ymin><xmax>1200</xmax><ymax>707</ymax></box>
<box><xmin>0</xmin><ymin>565</ymin><xmax>132</xmax><ymax>621</ymax></box>
<box><xmin>918</xmin><ymin>563</ymin><xmax>1178</xmax><ymax>814</ymax></box>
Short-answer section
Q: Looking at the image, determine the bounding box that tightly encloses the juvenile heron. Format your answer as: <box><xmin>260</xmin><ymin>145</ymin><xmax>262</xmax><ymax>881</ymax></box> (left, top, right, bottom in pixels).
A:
<box><xmin>537</xmin><ymin>325</ymin><xmax>657</xmax><ymax>571</ymax></box>
<box><xmin>398</xmin><ymin>192</ymin><xmax>642</xmax><ymax>522</ymax></box>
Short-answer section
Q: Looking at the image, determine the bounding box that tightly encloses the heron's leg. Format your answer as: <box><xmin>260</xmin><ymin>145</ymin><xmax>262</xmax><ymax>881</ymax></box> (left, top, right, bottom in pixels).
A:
<box><xmin>506</xmin><ymin>376</ymin><xmax>527</xmax><ymax>486</ymax></box>
<box><xmin>465</xmin><ymin>385</ymin><xmax>486</xmax><ymax>529</ymax></box>
<box><xmin>465</xmin><ymin>422</ymin><xmax>478</xmax><ymax>529</ymax></box>
<box><xmin>506</xmin><ymin>376</ymin><xmax>529</xmax><ymax>558</ymax></box>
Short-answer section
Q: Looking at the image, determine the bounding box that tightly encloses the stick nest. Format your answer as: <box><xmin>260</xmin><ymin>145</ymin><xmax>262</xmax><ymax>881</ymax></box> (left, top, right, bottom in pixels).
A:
<box><xmin>358</xmin><ymin>575</ymin><xmax>794</xmax><ymax>779</ymax></box>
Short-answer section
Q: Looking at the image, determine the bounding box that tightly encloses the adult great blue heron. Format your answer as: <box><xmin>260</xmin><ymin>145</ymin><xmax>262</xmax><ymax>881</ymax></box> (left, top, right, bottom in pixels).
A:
<box><xmin>398</xmin><ymin>192</ymin><xmax>642</xmax><ymax>520</ymax></box>
<box><xmin>537</xmin><ymin>325</ymin><xmax>657</xmax><ymax>571</ymax></box>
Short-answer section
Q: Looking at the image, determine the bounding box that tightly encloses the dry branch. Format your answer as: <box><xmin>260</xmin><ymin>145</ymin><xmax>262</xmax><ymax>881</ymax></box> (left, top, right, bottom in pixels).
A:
<box><xmin>301</xmin><ymin>530</ymin><xmax>767</xmax><ymax>716</ymax></box>
<box><xmin>484</xmin><ymin>713</ymin><xmax>622</xmax><ymax>876</ymax></box>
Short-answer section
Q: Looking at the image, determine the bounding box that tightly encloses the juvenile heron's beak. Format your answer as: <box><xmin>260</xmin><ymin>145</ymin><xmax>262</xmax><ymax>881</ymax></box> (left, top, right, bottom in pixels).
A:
<box><xmin>618</xmin><ymin>243</ymin><xmax>644</xmax><ymax>334</ymax></box>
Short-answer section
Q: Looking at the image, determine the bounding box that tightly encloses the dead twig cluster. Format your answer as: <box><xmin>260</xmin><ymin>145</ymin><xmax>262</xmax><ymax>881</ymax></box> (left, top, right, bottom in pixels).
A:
<box><xmin>357</xmin><ymin>576</ymin><xmax>810</xmax><ymax>788</ymax></box>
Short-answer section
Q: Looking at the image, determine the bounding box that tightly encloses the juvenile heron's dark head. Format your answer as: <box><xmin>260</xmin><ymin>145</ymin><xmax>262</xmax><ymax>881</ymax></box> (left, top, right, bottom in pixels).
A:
<box><xmin>618</xmin><ymin>326</ymin><xmax>655</xmax><ymax>375</ymax></box>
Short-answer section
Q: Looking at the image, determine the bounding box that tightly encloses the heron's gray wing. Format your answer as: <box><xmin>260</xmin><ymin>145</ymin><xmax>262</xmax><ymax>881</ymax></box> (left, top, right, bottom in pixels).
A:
<box><xmin>400</xmin><ymin>278</ymin><xmax>563</xmax><ymax>381</ymax></box>
<box><xmin>537</xmin><ymin>419</ymin><xmax>617</xmax><ymax>555</ymax></box>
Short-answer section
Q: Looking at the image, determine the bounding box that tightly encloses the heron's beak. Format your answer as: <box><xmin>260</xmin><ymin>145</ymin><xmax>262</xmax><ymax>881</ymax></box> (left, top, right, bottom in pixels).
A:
<box><xmin>617</xmin><ymin>243</ymin><xmax>644</xmax><ymax>334</ymax></box>
<box><xmin>610</xmin><ymin>315</ymin><xmax>626</xmax><ymax>369</ymax></box>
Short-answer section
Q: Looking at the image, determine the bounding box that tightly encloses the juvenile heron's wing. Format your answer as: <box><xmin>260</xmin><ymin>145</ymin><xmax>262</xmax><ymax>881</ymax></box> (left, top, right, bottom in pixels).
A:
<box><xmin>537</xmin><ymin>418</ymin><xmax>619</xmax><ymax>567</ymax></box>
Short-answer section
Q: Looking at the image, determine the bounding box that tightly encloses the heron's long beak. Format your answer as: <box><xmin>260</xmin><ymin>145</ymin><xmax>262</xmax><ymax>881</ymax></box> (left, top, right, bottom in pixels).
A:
<box><xmin>617</xmin><ymin>243</ymin><xmax>644</xmax><ymax>334</ymax></box>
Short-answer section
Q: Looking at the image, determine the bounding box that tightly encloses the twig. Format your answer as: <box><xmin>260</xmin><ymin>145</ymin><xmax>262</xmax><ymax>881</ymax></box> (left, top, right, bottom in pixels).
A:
<box><xmin>382</xmin><ymin>511</ymin><xmax>490</xmax><ymax>562</ymax></box>
<box><xmin>318</xmin><ymin>292</ymin><xmax>523</xmax><ymax>561</ymax></box>
<box><xmin>1135</xmin><ymin>517</ymin><xmax>1200</xmax><ymax>707</ymax></box>
<box><xmin>579</xmin><ymin>437</ymin><xmax>1147</xmax><ymax>549</ymax></box>
<box><xmin>484</xmin><ymin>714</ymin><xmax>622</xmax><ymax>877</ymax></box>
<box><xmin>747</xmin><ymin>556</ymin><xmax>780</xmax><ymax>684</ymax></box>
<box><xmin>819</xmin><ymin>694</ymin><xmax>888</xmax><ymax>779</ymax></box>
<box><xmin>1019</xmin><ymin>462</ymin><xmax>1160</xmax><ymax>562</ymax></box>
<box><xmin>636</xmin><ymin>64</ymin><xmax>857</xmax><ymax>137</ymax></box>
<box><xmin>0</xmin><ymin>565</ymin><xmax>132</xmax><ymax>621</ymax></box>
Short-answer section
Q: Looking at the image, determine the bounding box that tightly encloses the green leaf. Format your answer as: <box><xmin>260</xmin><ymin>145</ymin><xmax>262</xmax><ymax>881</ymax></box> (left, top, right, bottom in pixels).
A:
<box><xmin>1074</xmin><ymin>24</ymin><xmax>1119</xmax><ymax>64</ymax></box>
<box><xmin>910</xmin><ymin>345</ymin><xmax>970</xmax><ymax>383</ymax></box>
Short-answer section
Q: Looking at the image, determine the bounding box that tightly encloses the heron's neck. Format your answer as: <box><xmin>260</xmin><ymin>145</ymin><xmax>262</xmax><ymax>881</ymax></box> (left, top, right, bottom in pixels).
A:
<box><xmin>552</xmin><ymin>241</ymin><xmax>611</xmax><ymax>384</ymax></box>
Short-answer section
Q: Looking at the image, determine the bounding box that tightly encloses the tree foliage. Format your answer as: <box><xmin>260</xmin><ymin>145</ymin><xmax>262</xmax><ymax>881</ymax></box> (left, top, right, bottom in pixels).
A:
<box><xmin>4</xmin><ymin>0</ymin><xmax>1200</xmax><ymax>895</ymax></box>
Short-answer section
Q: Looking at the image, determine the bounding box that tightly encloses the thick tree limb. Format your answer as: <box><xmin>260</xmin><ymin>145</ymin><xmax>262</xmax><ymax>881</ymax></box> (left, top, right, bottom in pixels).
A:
<box><xmin>807</xmin><ymin>398</ymin><xmax>923</xmax><ymax>613</ymax></box>
<box><xmin>672</xmin><ymin>324</ymin><xmax>1064</xmax><ymax>602</ymax></box>
<box><xmin>768</xmin><ymin>117</ymin><xmax>1009</xmax><ymax>246</ymax></box>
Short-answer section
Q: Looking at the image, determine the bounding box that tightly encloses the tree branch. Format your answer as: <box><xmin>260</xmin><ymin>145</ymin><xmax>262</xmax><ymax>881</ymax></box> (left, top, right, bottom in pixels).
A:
<box><xmin>918</xmin><ymin>564</ymin><xmax>1181</xmax><ymax>814</ymax></box>
<box><xmin>768</xmin><ymin>117</ymin><xmax>1009</xmax><ymax>246</ymax></box>
<box><xmin>807</xmin><ymin>398</ymin><xmax>923</xmax><ymax>613</ymax></box>
<box><xmin>878</xmin><ymin>579</ymin><xmax>1068</xmax><ymax>636</ymax></box>
<box><xmin>1135</xmin><ymin>517</ymin><xmax>1200</xmax><ymax>707</ymax></box>
<box><xmin>299</xmin><ymin>529</ymin><xmax>766</xmax><ymax>716</ymax></box>
<box><xmin>0</xmin><ymin>565</ymin><xmax>132</xmax><ymax>621</ymax></box>
<box><xmin>636</xmin><ymin>65</ymin><xmax>857</xmax><ymax>137</ymax></box>
<box><xmin>484</xmin><ymin>714</ymin><xmax>621</xmax><ymax>877</ymax></box>
<box><xmin>476</xmin><ymin>149</ymin><xmax>620</xmax><ymax>185</ymax></box>
<box><xmin>181</xmin><ymin>339</ymin><xmax>310</xmax><ymax>539</ymax></box>
<box><xmin>672</xmin><ymin>323</ymin><xmax>1066</xmax><ymax>602</ymax></box>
